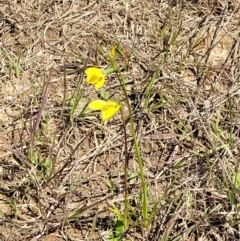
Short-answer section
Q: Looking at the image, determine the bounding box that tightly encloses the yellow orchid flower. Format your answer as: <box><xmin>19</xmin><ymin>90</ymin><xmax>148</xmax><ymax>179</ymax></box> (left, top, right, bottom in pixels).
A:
<box><xmin>85</xmin><ymin>67</ymin><xmax>105</xmax><ymax>89</ymax></box>
<box><xmin>88</xmin><ymin>100</ymin><xmax>121</xmax><ymax>121</ymax></box>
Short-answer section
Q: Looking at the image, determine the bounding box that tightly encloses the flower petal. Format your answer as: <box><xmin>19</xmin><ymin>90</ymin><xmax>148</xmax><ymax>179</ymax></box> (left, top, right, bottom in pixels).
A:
<box><xmin>94</xmin><ymin>76</ymin><xmax>105</xmax><ymax>89</ymax></box>
<box><xmin>101</xmin><ymin>102</ymin><xmax>121</xmax><ymax>121</ymax></box>
<box><xmin>85</xmin><ymin>67</ymin><xmax>103</xmax><ymax>76</ymax></box>
<box><xmin>87</xmin><ymin>74</ymin><xmax>99</xmax><ymax>84</ymax></box>
<box><xmin>88</xmin><ymin>100</ymin><xmax>108</xmax><ymax>110</ymax></box>
<box><xmin>85</xmin><ymin>67</ymin><xmax>105</xmax><ymax>87</ymax></box>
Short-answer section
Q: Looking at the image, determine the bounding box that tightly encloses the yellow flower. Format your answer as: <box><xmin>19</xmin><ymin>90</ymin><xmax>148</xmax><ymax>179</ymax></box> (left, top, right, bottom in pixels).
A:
<box><xmin>88</xmin><ymin>100</ymin><xmax>121</xmax><ymax>121</ymax></box>
<box><xmin>85</xmin><ymin>67</ymin><xmax>105</xmax><ymax>89</ymax></box>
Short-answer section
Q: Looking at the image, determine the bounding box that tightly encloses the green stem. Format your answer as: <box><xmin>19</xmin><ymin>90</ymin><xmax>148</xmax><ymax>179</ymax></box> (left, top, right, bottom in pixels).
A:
<box><xmin>115</xmin><ymin>67</ymin><xmax>148</xmax><ymax>228</ymax></box>
<box><xmin>120</xmin><ymin>108</ymin><xmax>129</xmax><ymax>230</ymax></box>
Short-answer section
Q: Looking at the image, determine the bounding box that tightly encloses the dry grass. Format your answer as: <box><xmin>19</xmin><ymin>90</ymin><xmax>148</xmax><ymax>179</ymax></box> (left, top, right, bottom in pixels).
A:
<box><xmin>0</xmin><ymin>0</ymin><xmax>240</xmax><ymax>240</ymax></box>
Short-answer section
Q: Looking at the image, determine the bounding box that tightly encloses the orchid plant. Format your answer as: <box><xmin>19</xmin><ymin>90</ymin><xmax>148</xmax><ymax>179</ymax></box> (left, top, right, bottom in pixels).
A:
<box><xmin>84</xmin><ymin>46</ymin><xmax>148</xmax><ymax>233</ymax></box>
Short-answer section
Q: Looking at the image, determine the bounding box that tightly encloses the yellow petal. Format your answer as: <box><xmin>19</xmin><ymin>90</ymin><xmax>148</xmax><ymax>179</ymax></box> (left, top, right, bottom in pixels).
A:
<box><xmin>101</xmin><ymin>102</ymin><xmax>121</xmax><ymax>121</ymax></box>
<box><xmin>94</xmin><ymin>76</ymin><xmax>105</xmax><ymax>89</ymax></box>
<box><xmin>88</xmin><ymin>100</ymin><xmax>108</xmax><ymax>110</ymax></box>
<box><xmin>85</xmin><ymin>67</ymin><xmax>105</xmax><ymax>87</ymax></box>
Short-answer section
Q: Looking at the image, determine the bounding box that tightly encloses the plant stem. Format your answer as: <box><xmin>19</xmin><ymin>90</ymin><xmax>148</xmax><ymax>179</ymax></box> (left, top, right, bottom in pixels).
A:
<box><xmin>120</xmin><ymin>107</ymin><xmax>129</xmax><ymax>230</ymax></box>
<box><xmin>116</xmin><ymin>67</ymin><xmax>149</xmax><ymax>229</ymax></box>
